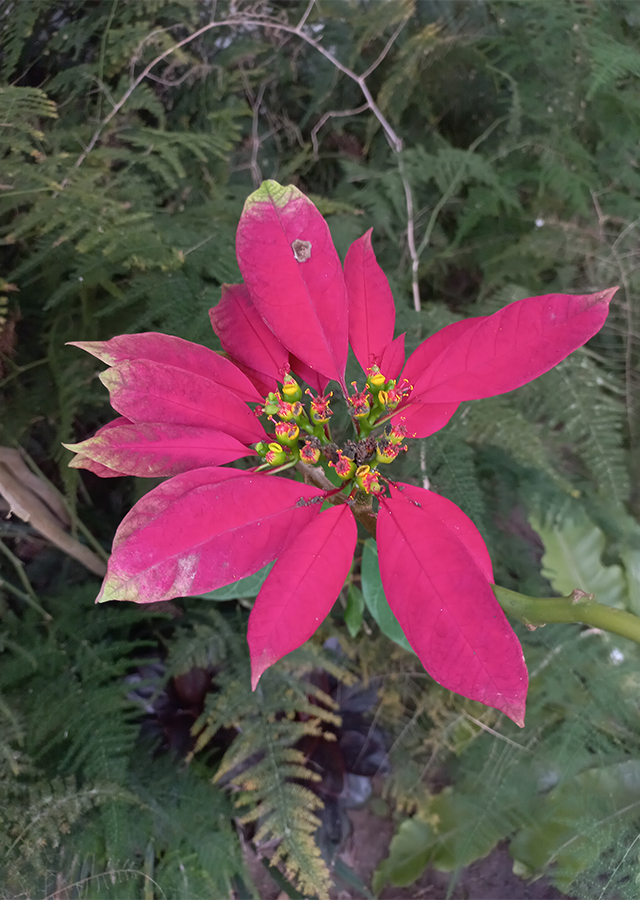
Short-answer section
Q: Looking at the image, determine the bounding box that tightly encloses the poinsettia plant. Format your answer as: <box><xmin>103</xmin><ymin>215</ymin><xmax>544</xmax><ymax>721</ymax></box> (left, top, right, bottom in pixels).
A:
<box><xmin>65</xmin><ymin>180</ymin><xmax>616</xmax><ymax>726</ymax></box>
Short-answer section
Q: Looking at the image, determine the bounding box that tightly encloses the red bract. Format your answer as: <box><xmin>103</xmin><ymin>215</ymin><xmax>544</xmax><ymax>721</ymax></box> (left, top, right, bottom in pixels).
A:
<box><xmin>66</xmin><ymin>179</ymin><xmax>617</xmax><ymax>726</ymax></box>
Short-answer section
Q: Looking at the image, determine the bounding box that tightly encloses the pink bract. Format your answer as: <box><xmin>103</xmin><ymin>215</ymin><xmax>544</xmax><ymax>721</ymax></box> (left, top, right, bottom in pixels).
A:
<box><xmin>66</xmin><ymin>179</ymin><xmax>617</xmax><ymax>725</ymax></box>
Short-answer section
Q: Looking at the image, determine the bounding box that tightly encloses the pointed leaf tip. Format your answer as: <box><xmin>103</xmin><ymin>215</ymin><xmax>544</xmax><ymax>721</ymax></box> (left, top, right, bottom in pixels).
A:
<box><xmin>237</xmin><ymin>180</ymin><xmax>348</xmax><ymax>384</ymax></box>
<box><xmin>67</xmin><ymin>340</ymin><xmax>117</xmax><ymax>366</ymax></box>
<box><xmin>410</xmin><ymin>288</ymin><xmax>619</xmax><ymax>405</ymax></box>
<box><xmin>345</xmin><ymin>228</ymin><xmax>396</xmax><ymax>373</ymax></box>
<box><xmin>593</xmin><ymin>285</ymin><xmax>618</xmax><ymax>306</ymax></box>
<box><xmin>71</xmin><ymin>334</ymin><xmax>262</xmax><ymax>403</ymax></box>
<box><xmin>65</xmin><ymin>423</ymin><xmax>253</xmax><ymax>478</ymax></box>
<box><xmin>250</xmin><ymin>650</ymin><xmax>276</xmax><ymax>691</ymax></box>
<box><xmin>96</xmin><ymin>577</ymin><xmax>131</xmax><ymax>603</ymax></box>
<box><xmin>245</xmin><ymin>178</ymin><xmax>295</xmax><ymax>208</ymax></box>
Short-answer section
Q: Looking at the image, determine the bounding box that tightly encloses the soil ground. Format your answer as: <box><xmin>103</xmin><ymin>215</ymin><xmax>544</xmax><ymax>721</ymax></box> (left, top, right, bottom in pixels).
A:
<box><xmin>246</xmin><ymin>803</ymin><xmax>570</xmax><ymax>900</ymax></box>
<box><xmin>344</xmin><ymin>807</ymin><xmax>568</xmax><ymax>900</ymax></box>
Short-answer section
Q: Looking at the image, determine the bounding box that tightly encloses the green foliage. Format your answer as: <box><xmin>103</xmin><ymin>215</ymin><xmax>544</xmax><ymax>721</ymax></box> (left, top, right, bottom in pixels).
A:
<box><xmin>0</xmin><ymin>582</ymin><xmax>257</xmax><ymax>899</ymax></box>
<box><xmin>3</xmin><ymin>0</ymin><xmax>640</xmax><ymax>897</ymax></box>
<box><xmin>0</xmin><ymin>583</ymin><xmax>354</xmax><ymax>899</ymax></box>
<box><xmin>344</xmin><ymin>582</ymin><xmax>364</xmax><ymax>639</ymax></box>
<box><xmin>194</xmin><ymin>562</ymin><xmax>273</xmax><ymax>602</ymax></box>
<box><xmin>373</xmin><ymin>786</ymin><xmax>513</xmax><ymax>892</ymax></box>
<box><xmin>0</xmin><ymin>86</ymin><xmax>57</xmax><ymax>154</ymax></box>
<box><xmin>373</xmin><ymin>621</ymin><xmax>640</xmax><ymax>898</ymax></box>
<box><xmin>360</xmin><ymin>538</ymin><xmax>413</xmax><ymax>655</ymax></box>
<box><xmin>530</xmin><ymin>510</ymin><xmax>629</xmax><ymax>611</ymax></box>
<box><xmin>511</xmin><ymin>760</ymin><xmax>640</xmax><ymax>893</ymax></box>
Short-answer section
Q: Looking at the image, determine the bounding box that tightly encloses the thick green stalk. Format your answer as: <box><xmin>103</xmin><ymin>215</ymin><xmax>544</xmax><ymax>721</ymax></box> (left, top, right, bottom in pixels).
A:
<box><xmin>494</xmin><ymin>585</ymin><xmax>640</xmax><ymax>645</ymax></box>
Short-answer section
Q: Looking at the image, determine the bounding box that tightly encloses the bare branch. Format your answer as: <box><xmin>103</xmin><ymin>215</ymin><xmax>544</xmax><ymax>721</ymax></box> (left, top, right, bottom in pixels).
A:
<box><xmin>71</xmin><ymin>13</ymin><xmax>404</xmax><ymax>170</ymax></box>
<box><xmin>296</xmin><ymin>0</ymin><xmax>316</xmax><ymax>31</ymax></box>
<box><xmin>240</xmin><ymin>68</ymin><xmax>269</xmax><ymax>188</ymax></box>
<box><xmin>64</xmin><ymin>9</ymin><xmax>421</xmax><ymax>306</ymax></box>
<box><xmin>310</xmin><ymin>103</ymin><xmax>369</xmax><ymax>158</ymax></box>
<box><xmin>397</xmin><ymin>152</ymin><xmax>421</xmax><ymax>312</ymax></box>
<box><xmin>296</xmin><ymin>461</ymin><xmax>338</xmax><ymax>493</ymax></box>
<box><xmin>361</xmin><ymin>16</ymin><xmax>409</xmax><ymax>81</ymax></box>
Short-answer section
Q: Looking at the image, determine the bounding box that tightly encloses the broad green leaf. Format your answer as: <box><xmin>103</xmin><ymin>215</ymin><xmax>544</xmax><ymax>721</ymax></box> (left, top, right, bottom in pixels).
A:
<box><xmin>621</xmin><ymin>547</ymin><xmax>640</xmax><ymax>617</ymax></box>
<box><xmin>372</xmin><ymin>817</ymin><xmax>433</xmax><ymax>893</ymax></box>
<box><xmin>194</xmin><ymin>563</ymin><xmax>274</xmax><ymax>601</ymax></box>
<box><xmin>374</xmin><ymin>787</ymin><xmax>513</xmax><ymax>892</ymax></box>
<box><xmin>530</xmin><ymin>511</ymin><xmax>628</xmax><ymax>609</ymax></box>
<box><xmin>344</xmin><ymin>584</ymin><xmax>364</xmax><ymax>638</ymax></box>
<box><xmin>510</xmin><ymin>760</ymin><xmax>640</xmax><ymax>892</ymax></box>
<box><xmin>361</xmin><ymin>539</ymin><xmax>413</xmax><ymax>654</ymax></box>
<box><xmin>426</xmin><ymin>788</ymin><xmax>510</xmax><ymax>871</ymax></box>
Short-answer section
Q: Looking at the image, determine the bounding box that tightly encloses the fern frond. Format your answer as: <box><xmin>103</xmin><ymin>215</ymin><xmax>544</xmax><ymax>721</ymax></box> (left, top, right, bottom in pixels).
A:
<box><xmin>588</xmin><ymin>33</ymin><xmax>640</xmax><ymax>99</ymax></box>
<box><xmin>0</xmin><ymin>694</ymin><xmax>27</xmax><ymax>780</ymax></box>
<box><xmin>457</xmin><ymin>394</ymin><xmax>575</xmax><ymax>494</ymax></box>
<box><xmin>121</xmin><ymin>127</ymin><xmax>238</xmax><ymax>189</ymax></box>
<box><xmin>0</xmin><ymin>1</ymin><xmax>56</xmax><ymax>81</ymax></box>
<box><xmin>1</xmin><ymin>775</ymin><xmax>135</xmax><ymax>891</ymax></box>
<box><xmin>422</xmin><ymin>431</ymin><xmax>488</xmax><ymax>534</ymax></box>
<box><xmin>0</xmin><ymin>86</ymin><xmax>58</xmax><ymax>155</ymax></box>
<box><xmin>536</xmin><ymin>132</ymin><xmax>594</xmax><ymax>213</ymax></box>
<box><xmin>520</xmin><ymin>352</ymin><xmax>629</xmax><ymax>504</ymax></box>
<box><xmin>376</xmin><ymin>20</ymin><xmax>443</xmax><ymax>121</ymax></box>
<box><xmin>175</xmin><ymin>611</ymin><xmax>349</xmax><ymax>900</ymax></box>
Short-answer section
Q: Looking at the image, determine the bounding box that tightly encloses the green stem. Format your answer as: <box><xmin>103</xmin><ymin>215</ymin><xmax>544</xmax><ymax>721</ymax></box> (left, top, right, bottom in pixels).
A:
<box><xmin>0</xmin><ymin>358</ymin><xmax>48</xmax><ymax>389</ymax></box>
<box><xmin>0</xmin><ymin>576</ymin><xmax>33</xmax><ymax>604</ymax></box>
<box><xmin>494</xmin><ymin>585</ymin><xmax>640</xmax><ymax>646</ymax></box>
<box><xmin>0</xmin><ymin>539</ymin><xmax>51</xmax><ymax>621</ymax></box>
<box><xmin>265</xmin><ymin>458</ymin><xmax>299</xmax><ymax>476</ymax></box>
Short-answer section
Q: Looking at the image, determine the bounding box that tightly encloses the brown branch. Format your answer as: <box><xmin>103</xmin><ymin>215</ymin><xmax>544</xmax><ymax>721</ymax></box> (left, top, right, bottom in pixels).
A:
<box><xmin>239</xmin><ymin>68</ymin><xmax>269</xmax><ymax>187</ymax></box>
<box><xmin>361</xmin><ymin>17</ymin><xmax>409</xmax><ymax>81</ymax></box>
<box><xmin>295</xmin><ymin>461</ymin><xmax>377</xmax><ymax>538</ymax></box>
<box><xmin>296</xmin><ymin>460</ymin><xmax>336</xmax><ymax>493</ymax></box>
<box><xmin>311</xmin><ymin>103</ymin><xmax>369</xmax><ymax>159</ymax></box>
<box><xmin>397</xmin><ymin>152</ymin><xmax>421</xmax><ymax>312</ymax></box>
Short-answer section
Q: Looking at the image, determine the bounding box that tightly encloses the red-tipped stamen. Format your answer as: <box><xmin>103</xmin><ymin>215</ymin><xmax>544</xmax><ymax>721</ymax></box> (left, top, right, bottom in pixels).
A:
<box><xmin>307</xmin><ymin>390</ymin><xmax>333</xmax><ymax>424</ymax></box>
<box><xmin>355</xmin><ymin>465</ymin><xmax>383</xmax><ymax>494</ymax></box>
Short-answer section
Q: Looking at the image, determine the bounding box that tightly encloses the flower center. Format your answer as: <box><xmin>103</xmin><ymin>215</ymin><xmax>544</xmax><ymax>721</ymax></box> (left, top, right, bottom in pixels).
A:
<box><xmin>255</xmin><ymin>372</ymin><xmax>412</xmax><ymax>495</ymax></box>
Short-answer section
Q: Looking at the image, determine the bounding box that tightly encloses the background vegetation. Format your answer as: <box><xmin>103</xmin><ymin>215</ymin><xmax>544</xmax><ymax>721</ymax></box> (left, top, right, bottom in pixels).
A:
<box><xmin>2</xmin><ymin>1</ymin><xmax>640</xmax><ymax>897</ymax></box>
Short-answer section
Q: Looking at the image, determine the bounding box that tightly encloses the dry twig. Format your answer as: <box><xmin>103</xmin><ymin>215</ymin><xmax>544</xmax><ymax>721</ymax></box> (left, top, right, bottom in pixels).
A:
<box><xmin>0</xmin><ymin>448</ymin><xmax>107</xmax><ymax>577</ymax></box>
<box><xmin>65</xmin><ymin>2</ymin><xmax>421</xmax><ymax>306</ymax></box>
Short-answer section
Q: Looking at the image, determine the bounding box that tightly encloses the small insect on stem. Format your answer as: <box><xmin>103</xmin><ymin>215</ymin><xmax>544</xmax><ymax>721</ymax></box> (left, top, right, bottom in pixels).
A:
<box><xmin>291</xmin><ymin>239</ymin><xmax>312</xmax><ymax>262</ymax></box>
